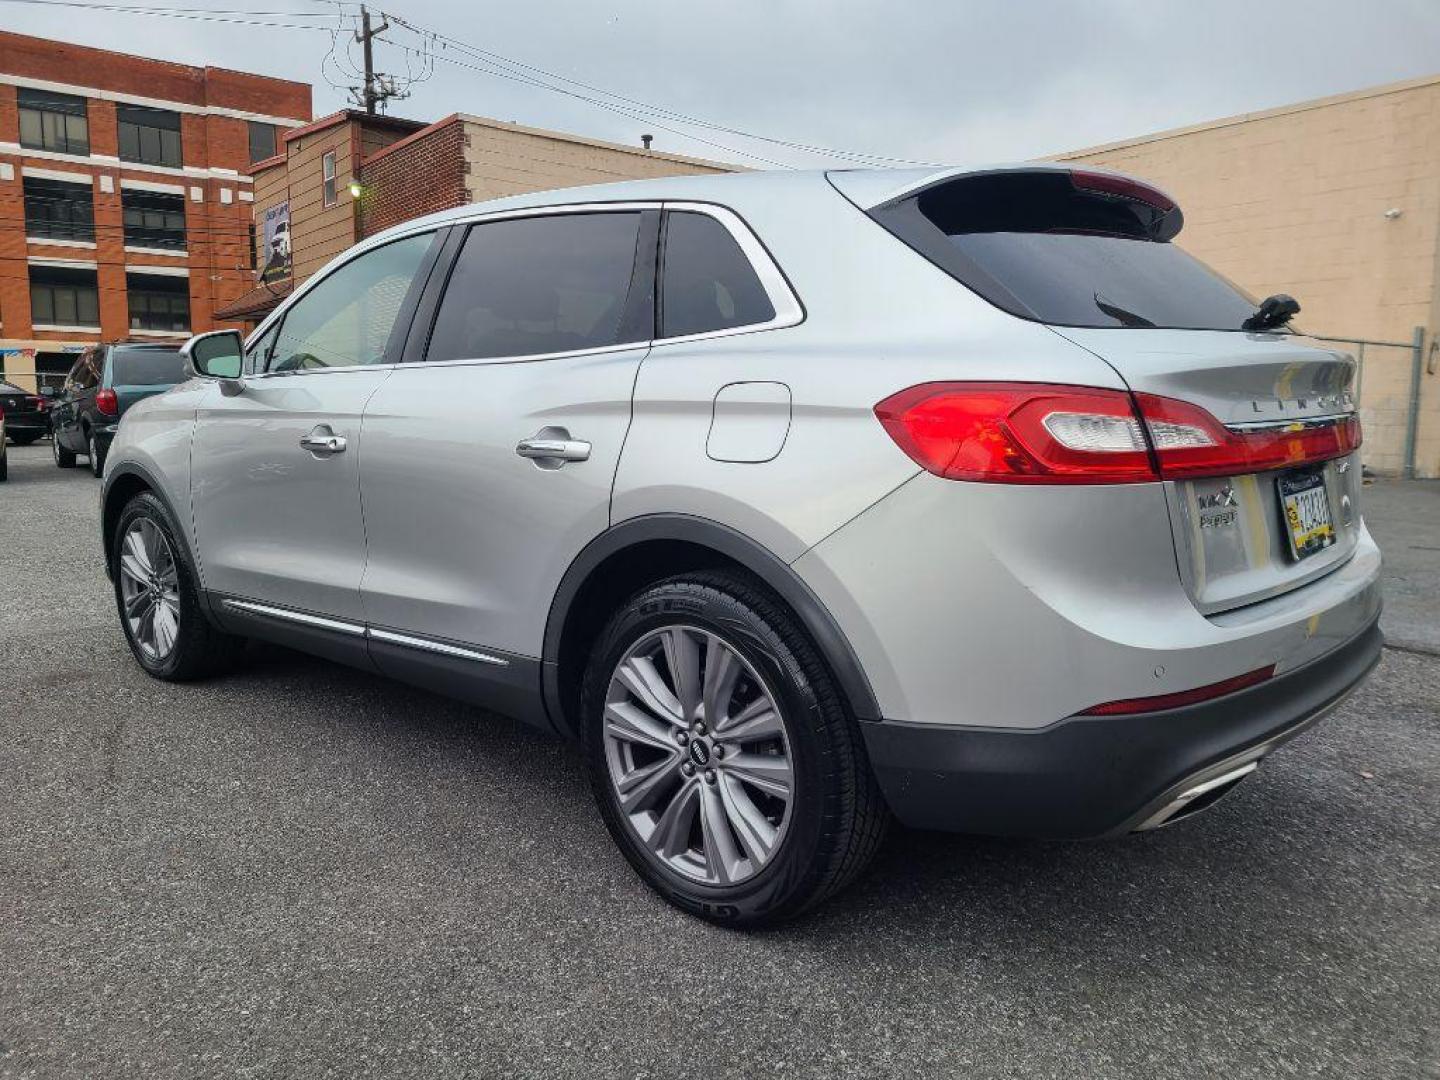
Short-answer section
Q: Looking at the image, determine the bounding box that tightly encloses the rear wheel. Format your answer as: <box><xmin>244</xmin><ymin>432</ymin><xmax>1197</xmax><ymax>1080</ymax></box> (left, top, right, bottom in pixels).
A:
<box><xmin>53</xmin><ymin>433</ymin><xmax>76</xmax><ymax>469</ymax></box>
<box><xmin>0</xmin><ymin>443</ymin><xmax>7</xmax><ymax>481</ymax></box>
<box><xmin>583</xmin><ymin>571</ymin><xmax>888</xmax><ymax>926</ymax></box>
<box><xmin>113</xmin><ymin>492</ymin><xmax>236</xmax><ymax>680</ymax></box>
<box><xmin>88</xmin><ymin>431</ymin><xmax>106</xmax><ymax>477</ymax></box>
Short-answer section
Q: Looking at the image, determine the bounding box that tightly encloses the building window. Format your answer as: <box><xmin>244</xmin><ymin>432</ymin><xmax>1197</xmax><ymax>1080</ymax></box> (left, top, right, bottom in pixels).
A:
<box><xmin>23</xmin><ymin>177</ymin><xmax>95</xmax><ymax>243</ymax></box>
<box><xmin>122</xmin><ymin>189</ymin><xmax>187</xmax><ymax>251</ymax></box>
<box><xmin>117</xmin><ymin>104</ymin><xmax>183</xmax><ymax>168</ymax></box>
<box><xmin>127</xmin><ymin>273</ymin><xmax>191</xmax><ymax>332</ymax></box>
<box><xmin>30</xmin><ymin>265</ymin><xmax>100</xmax><ymax>328</ymax></box>
<box><xmin>18</xmin><ymin>88</ymin><xmax>89</xmax><ymax>156</ymax></box>
<box><xmin>322</xmin><ymin>150</ymin><xmax>337</xmax><ymax>207</ymax></box>
<box><xmin>248</xmin><ymin>121</ymin><xmax>278</xmax><ymax>164</ymax></box>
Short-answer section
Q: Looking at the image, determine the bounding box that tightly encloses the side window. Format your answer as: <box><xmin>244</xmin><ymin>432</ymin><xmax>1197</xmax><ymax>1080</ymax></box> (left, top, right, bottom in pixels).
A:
<box><xmin>267</xmin><ymin>233</ymin><xmax>436</xmax><ymax>373</ymax></box>
<box><xmin>71</xmin><ymin>352</ymin><xmax>101</xmax><ymax>391</ymax></box>
<box><xmin>425</xmin><ymin>212</ymin><xmax>643</xmax><ymax>362</ymax></box>
<box><xmin>660</xmin><ymin>211</ymin><xmax>775</xmax><ymax>338</ymax></box>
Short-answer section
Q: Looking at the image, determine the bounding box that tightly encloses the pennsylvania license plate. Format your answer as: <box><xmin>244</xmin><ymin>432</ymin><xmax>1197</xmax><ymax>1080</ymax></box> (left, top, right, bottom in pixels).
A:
<box><xmin>1278</xmin><ymin>470</ymin><xmax>1336</xmax><ymax>561</ymax></box>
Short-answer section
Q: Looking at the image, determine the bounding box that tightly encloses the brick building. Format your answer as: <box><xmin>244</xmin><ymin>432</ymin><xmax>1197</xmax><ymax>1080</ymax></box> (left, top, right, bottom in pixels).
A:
<box><xmin>219</xmin><ymin>111</ymin><xmax>733</xmax><ymax>323</ymax></box>
<box><xmin>1054</xmin><ymin>73</ymin><xmax>1440</xmax><ymax>478</ymax></box>
<box><xmin>0</xmin><ymin>31</ymin><xmax>311</xmax><ymax>392</ymax></box>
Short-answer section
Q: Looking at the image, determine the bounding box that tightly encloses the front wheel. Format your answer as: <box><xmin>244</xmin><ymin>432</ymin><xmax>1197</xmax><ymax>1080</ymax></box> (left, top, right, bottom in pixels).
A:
<box><xmin>113</xmin><ymin>492</ymin><xmax>236</xmax><ymax>680</ymax></box>
<box><xmin>583</xmin><ymin>571</ymin><xmax>888</xmax><ymax>926</ymax></box>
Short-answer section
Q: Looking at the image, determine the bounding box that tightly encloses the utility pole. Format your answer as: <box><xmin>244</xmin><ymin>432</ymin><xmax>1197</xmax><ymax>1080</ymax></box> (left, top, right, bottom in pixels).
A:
<box><xmin>354</xmin><ymin>4</ymin><xmax>390</xmax><ymax>114</ymax></box>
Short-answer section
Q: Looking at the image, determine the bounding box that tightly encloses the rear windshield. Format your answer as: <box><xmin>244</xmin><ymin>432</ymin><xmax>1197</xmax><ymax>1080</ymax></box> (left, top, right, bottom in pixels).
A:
<box><xmin>873</xmin><ymin>171</ymin><xmax>1261</xmax><ymax>332</ymax></box>
<box><xmin>111</xmin><ymin>347</ymin><xmax>185</xmax><ymax>386</ymax></box>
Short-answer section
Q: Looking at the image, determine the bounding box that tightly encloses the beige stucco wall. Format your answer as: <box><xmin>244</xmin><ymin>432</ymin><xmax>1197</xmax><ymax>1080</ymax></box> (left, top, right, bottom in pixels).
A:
<box><xmin>1055</xmin><ymin>75</ymin><xmax>1440</xmax><ymax>477</ymax></box>
<box><xmin>458</xmin><ymin>115</ymin><xmax>735</xmax><ymax>205</ymax></box>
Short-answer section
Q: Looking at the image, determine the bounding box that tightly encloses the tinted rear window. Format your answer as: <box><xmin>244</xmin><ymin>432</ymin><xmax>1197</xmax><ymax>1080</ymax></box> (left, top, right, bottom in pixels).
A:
<box><xmin>111</xmin><ymin>347</ymin><xmax>185</xmax><ymax>385</ymax></box>
<box><xmin>660</xmin><ymin>211</ymin><xmax>775</xmax><ymax>338</ymax></box>
<box><xmin>875</xmin><ymin>172</ymin><xmax>1260</xmax><ymax>332</ymax></box>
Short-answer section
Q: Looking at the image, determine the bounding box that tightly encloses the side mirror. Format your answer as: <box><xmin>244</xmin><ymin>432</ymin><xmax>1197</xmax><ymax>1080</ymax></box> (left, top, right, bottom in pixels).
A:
<box><xmin>182</xmin><ymin>330</ymin><xmax>245</xmax><ymax>387</ymax></box>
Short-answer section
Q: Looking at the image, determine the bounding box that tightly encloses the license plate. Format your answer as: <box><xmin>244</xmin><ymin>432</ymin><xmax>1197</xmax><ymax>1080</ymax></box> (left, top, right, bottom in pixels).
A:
<box><xmin>1278</xmin><ymin>470</ymin><xmax>1336</xmax><ymax>561</ymax></box>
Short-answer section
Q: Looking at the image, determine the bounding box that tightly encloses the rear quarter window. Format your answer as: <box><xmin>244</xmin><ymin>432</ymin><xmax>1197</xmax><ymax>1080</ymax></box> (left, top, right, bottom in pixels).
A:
<box><xmin>111</xmin><ymin>347</ymin><xmax>185</xmax><ymax>386</ymax></box>
<box><xmin>660</xmin><ymin>211</ymin><xmax>775</xmax><ymax>338</ymax></box>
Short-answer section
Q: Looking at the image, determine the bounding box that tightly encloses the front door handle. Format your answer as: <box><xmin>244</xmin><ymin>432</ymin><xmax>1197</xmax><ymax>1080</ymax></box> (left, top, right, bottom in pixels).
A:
<box><xmin>300</xmin><ymin>428</ymin><xmax>347</xmax><ymax>455</ymax></box>
<box><xmin>516</xmin><ymin>428</ymin><xmax>591</xmax><ymax>466</ymax></box>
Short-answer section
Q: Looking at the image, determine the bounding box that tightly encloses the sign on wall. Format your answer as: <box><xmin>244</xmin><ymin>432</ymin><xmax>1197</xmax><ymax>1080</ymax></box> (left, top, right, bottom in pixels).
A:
<box><xmin>260</xmin><ymin>201</ymin><xmax>292</xmax><ymax>283</ymax></box>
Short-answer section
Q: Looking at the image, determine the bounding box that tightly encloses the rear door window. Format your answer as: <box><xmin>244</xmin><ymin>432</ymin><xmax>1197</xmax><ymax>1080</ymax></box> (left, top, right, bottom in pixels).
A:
<box><xmin>872</xmin><ymin>171</ymin><xmax>1260</xmax><ymax>332</ymax></box>
<box><xmin>426</xmin><ymin>212</ymin><xmax>645</xmax><ymax>362</ymax></box>
<box><xmin>111</xmin><ymin>347</ymin><xmax>185</xmax><ymax>386</ymax></box>
<box><xmin>659</xmin><ymin>211</ymin><xmax>774</xmax><ymax>338</ymax></box>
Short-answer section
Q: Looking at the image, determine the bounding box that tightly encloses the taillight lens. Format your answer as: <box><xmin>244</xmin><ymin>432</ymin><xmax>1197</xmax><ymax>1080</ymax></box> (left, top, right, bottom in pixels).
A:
<box><xmin>875</xmin><ymin>382</ymin><xmax>1360</xmax><ymax>485</ymax></box>
<box><xmin>27</xmin><ymin>395</ymin><xmax>46</xmax><ymax>412</ymax></box>
<box><xmin>875</xmin><ymin>382</ymin><xmax>1157</xmax><ymax>484</ymax></box>
<box><xmin>95</xmin><ymin>388</ymin><xmax>119</xmax><ymax>416</ymax></box>
<box><xmin>1134</xmin><ymin>393</ymin><xmax>1361</xmax><ymax>478</ymax></box>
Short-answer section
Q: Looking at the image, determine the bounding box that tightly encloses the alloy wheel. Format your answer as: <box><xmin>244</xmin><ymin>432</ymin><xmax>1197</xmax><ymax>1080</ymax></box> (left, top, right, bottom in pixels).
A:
<box><xmin>603</xmin><ymin>625</ymin><xmax>794</xmax><ymax>886</ymax></box>
<box><xmin>117</xmin><ymin>517</ymin><xmax>182</xmax><ymax>662</ymax></box>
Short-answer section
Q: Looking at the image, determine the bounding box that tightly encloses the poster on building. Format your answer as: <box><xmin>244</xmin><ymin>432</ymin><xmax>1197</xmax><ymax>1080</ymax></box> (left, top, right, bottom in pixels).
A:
<box><xmin>260</xmin><ymin>201</ymin><xmax>291</xmax><ymax>283</ymax></box>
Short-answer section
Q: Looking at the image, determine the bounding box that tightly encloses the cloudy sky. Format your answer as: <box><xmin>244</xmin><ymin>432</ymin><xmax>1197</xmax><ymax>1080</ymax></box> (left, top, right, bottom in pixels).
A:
<box><xmin>6</xmin><ymin>0</ymin><xmax>1440</xmax><ymax>168</ymax></box>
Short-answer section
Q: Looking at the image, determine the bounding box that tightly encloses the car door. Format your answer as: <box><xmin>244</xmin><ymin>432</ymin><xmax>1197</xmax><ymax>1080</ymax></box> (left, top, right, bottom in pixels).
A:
<box><xmin>55</xmin><ymin>350</ymin><xmax>98</xmax><ymax>450</ymax></box>
<box><xmin>190</xmin><ymin>229</ymin><xmax>444</xmax><ymax>624</ymax></box>
<box><xmin>358</xmin><ymin>206</ymin><xmax>657</xmax><ymax>675</ymax></box>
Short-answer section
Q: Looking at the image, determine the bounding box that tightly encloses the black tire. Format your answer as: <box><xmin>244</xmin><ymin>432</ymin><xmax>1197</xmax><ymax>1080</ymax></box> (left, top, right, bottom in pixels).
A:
<box><xmin>0</xmin><ymin>446</ymin><xmax>7</xmax><ymax>481</ymax></box>
<box><xmin>112</xmin><ymin>491</ymin><xmax>237</xmax><ymax>681</ymax></box>
<box><xmin>583</xmin><ymin>570</ymin><xmax>889</xmax><ymax>927</ymax></box>
<box><xmin>53</xmin><ymin>433</ymin><xmax>76</xmax><ymax>469</ymax></box>
<box><xmin>11</xmin><ymin>434</ymin><xmax>39</xmax><ymax>446</ymax></box>
<box><xmin>88</xmin><ymin>431</ymin><xmax>106</xmax><ymax>478</ymax></box>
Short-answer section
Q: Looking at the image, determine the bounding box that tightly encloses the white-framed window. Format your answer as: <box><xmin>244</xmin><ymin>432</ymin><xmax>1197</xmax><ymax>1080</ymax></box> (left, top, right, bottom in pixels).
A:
<box><xmin>322</xmin><ymin>150</ymin><xmax>337</xmax><ymax>208</ymax></box>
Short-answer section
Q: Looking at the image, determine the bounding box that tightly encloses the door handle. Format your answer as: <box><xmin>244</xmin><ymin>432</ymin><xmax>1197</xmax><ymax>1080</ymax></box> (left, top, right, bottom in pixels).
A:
<box><xmin>516</xmin><ymin>429</ymin><xmax>590</xmax><ymax>465</ymax></box>
<box><xmin>300</xmin><ymin>430</ymin><xmax>347</xmax><ymax>455</ymax></box>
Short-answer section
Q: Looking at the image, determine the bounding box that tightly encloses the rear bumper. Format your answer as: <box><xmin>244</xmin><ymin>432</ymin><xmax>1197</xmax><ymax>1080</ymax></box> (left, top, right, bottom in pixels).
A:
<box><xmin>859</xmin><ymin>617</ymin><xmax>1382</xmax><ymax>838</ymax></box>
<box><xmin>4</xmin><ymin>416</ymin><xmax>50</xmax><ymax>437</ymax></box>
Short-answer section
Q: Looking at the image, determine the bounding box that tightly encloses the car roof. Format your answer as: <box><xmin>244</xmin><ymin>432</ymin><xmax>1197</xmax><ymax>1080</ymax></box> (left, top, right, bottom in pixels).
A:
<box><xmin>362</xmin><ymin>163</ymin><xmax>1089</xmax><ymax>244</ymax></box>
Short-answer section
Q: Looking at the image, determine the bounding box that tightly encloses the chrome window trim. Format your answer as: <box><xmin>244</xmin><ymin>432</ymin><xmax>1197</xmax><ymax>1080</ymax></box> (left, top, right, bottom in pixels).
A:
<box><xmin>368</xmin><ymin>627</ymin><xmax>509</xmax><ymax>667</ymax></box>
<box><xmin>242</xmin><ymin>198</ymin><xmax>803</xmax><ymax>375</ymax></box>
<box><xmin>222</xmin><ymin>598</ymin><xmax>366</xmax><ymax>636</ymax></box>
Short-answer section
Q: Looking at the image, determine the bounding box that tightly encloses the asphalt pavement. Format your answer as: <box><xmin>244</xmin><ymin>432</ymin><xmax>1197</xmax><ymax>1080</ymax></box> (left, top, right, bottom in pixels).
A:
<box><xmin>1</xmin><ymin>442</ymin><xmax>1437</xmax><ymax>1079</ymax></box>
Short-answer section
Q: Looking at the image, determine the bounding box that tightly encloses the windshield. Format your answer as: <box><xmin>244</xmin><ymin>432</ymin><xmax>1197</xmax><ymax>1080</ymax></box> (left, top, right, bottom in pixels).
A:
<box><xmin>111</xmin><ymin>347</ymin><xmax>185</xmax><ymax>386</ymax></box>
<box><xmin>872</xmin><ymin>170</ymin><xmax>1265</xmax><ymax>332</ymax></box>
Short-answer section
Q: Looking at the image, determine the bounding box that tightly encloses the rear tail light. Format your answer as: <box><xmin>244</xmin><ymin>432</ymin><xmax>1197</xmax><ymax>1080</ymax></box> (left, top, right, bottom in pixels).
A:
<box><xmin>27</xmin><ymin>395</ymin><xmax>46</xmax><ymax>412</ymax></box>
<box><xmin>874</xmin><ymin>382</ymin><xmax>1360</xmax><ymax>485</ymax></box>
<box><xmin>95</xmin><ymin>388</ymin><xmax>119</xmax><ymax>416</ymax></box>
<box><xmin>1079</xmin><ymin>665</ymin><xmax>1275</xmax><ymax>716</ymax></box>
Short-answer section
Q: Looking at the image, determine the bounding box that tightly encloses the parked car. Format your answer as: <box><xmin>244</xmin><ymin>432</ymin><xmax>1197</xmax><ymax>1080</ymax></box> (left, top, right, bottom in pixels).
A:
<box><xmin>0</xmin><ymin>380</ymin><xmax>51</xmax><ymax>445</ymax></box>
<box><xmin>52</xmin><ymin>342</ymin><xmax>187</xmax><ymax>477</ymax></box>
<box><xmin>100</xmin><ymin>166</ymin><xmax>1383</xmax><ymax>925</ymax></box>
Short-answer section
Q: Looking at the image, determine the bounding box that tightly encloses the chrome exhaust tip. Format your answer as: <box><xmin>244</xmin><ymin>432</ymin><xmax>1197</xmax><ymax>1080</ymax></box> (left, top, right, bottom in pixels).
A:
<box><xmin>1134</xmin><ymin>760</ymin><xmax>1260</xmax><ymax>831</ymax></box>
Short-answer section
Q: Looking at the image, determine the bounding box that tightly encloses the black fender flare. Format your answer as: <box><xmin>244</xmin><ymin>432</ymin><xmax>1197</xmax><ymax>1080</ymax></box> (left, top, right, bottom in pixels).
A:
<box><xmin>541</xmin><ymin>513</ymin><xmax>881</xmax><ymax>735</ymax></box>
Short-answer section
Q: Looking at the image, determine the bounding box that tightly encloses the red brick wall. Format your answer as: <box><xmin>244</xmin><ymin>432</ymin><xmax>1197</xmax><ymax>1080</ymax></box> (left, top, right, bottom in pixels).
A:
<box><xmin>0</xmin><ymin>31</ymin><xmax>309</xmax><ymax>119</ymax></box>
<box><xmin>359</xmin><ymin>119</ymin><xmax>467</xmax><ymax>238</ymax></box>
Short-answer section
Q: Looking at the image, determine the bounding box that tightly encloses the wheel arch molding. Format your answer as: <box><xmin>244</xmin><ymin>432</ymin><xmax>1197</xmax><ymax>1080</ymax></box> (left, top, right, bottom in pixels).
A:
<box><xmin>100</xmin><ymin>463</ymin><xmax>211</xmax><ymax>613</ymax></box>
<box><xmin>541</xmin><ymin>513</ymin><xmax>881</xmax><ymax>738</ymax></box>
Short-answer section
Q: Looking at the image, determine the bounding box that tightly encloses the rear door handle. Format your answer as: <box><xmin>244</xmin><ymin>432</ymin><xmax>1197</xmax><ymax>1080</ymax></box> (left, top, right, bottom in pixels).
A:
<box><xmin>516</xmin><ymin>429</ymin><xmax>590</xmax><ymax>465</ymax></box>
<box><xmin>300</xmin><ymin>428</ymin><xmax>347</xmax><ymax>455</ymax></box>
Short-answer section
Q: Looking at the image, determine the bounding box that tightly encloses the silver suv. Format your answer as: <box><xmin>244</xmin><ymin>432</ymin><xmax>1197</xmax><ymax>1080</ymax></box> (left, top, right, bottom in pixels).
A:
<box><xmin>102</xmin><ymin>166</ymin><xmax>1382</xmax><ymax>925</ymax></box>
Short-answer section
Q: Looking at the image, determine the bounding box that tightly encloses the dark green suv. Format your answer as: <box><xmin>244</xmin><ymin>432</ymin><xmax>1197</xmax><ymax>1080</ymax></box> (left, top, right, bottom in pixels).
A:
<box><xmin>51</xmin><ymin>343</ymin><xmax>187</xmax><ymax>477</ymax></box>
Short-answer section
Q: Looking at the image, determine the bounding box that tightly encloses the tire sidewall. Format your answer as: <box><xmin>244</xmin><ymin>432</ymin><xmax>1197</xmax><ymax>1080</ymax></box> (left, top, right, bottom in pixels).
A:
<box><xmin>112</xmin><ymin>493</ymin><xmax>198</xmax><ymax>679</ymax></box>
<box><xmin>583</xmin><ymin>580</ymin><xmax>835</xmax><ymax>925</ymax></box>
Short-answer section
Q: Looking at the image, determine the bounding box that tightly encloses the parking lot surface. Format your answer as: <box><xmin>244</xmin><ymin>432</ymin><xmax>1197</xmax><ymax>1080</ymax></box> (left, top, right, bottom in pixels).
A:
<box><xmin>2</xmin><ymin>443</ymin><xmax>1437</xmax><ymax>1079</ymax></box>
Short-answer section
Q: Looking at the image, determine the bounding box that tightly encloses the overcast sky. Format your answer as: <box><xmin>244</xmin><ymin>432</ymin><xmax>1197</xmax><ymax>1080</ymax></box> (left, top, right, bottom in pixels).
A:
<box><xmin>6</xmin><ymin>0</ymin><xmax>1440</xmax><ymax>168</ymax></box>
